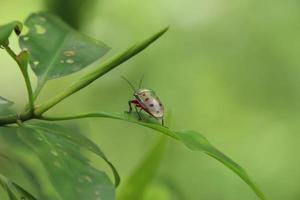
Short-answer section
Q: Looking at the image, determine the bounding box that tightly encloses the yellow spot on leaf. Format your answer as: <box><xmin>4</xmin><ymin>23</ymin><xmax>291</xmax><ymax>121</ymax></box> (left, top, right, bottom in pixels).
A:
<box><xmin>66</xmin><ymin>59</ymin><xmax>74</xmax><ymax>64</ymax></box>
<box><xmin>33</xmin><ymin>61</ymin><xmax>39</xmax><ymax>66</ymax></box>
<box><xmin>64</xmin><ymin>50</ymin><xmax>75</xmax><ymax>57</ymax></box>
<box><xmin>83</xmin><ymin>175</ymin><xmax>93</xmax><ymax>183</ymax></box>
<box><xmin>34</xmin><ymin>24</ymin><xmax>46</xmax><ymax>34</ymax></box>
<box><xmin>51</xmin><ymin>150</ymin><xmax>58</xmax><ymax>156</ymax></box>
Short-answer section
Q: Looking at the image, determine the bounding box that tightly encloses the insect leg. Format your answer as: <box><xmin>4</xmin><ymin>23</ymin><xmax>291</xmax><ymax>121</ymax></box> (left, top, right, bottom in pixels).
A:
<box><xmin>134</xmin><ymin>106</ymin><xmax>143</xmax><ymax>120</ymax></box>
<box><xmin>161</xmin><ymin>118</ymin><xmax>164</xmax><ymax>126</ymax></box>
<box><xmin>128</xmin><ymin>100</ymin><xmax>133</xmax><ymax>113</ymax></box>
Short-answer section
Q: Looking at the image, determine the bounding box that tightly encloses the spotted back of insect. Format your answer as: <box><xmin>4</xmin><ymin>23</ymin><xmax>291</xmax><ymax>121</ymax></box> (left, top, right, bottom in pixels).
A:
<box><xmin>134</xmin><ymin>89</ymin><xmax>164</xmax><ymax>118</ymax></box>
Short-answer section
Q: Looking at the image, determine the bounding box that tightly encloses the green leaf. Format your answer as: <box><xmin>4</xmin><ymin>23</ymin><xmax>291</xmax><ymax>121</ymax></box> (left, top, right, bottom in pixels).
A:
<box><xmin>42</xmin><ymin>112</ymin><xmax>266</xmax><ymax>200</ymax></box>
<box><xmin>118</xmin><ymin>137</ymin><xmax>166</xmax><ymax>200</ymax></box>
<box><xmin>25</xmin><ymin>122</ymin><xmax>120</xmax><ymax>187</ymax></box>
<box><xmin>0</xmin><ymin>21</ymin><xmax>22</xmax><ymax>46</ymax></box>
<box><xmin>0</xmin><ymin>173</ymin><xmax>37</xmax><ymax>200</ymax></box>
<box><xmin>0</xmin><ymin>126</ymin><xmax>60</xmax><ymax>199</ymax></box>
<box><xmin>19</xmin><ymin>12</ymin><xmax>110</xmax><ymax>91</ymax></box>
<box><xmin>17</xmin><ymin>124</ymin><xmax>115</xmax><ymax>200</ymax></box>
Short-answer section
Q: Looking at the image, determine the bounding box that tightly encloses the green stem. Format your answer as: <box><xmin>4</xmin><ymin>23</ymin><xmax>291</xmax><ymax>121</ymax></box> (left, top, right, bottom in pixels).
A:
<box><xmin>4</xmin><ymin>45</ymin><xmax>18</xmax><ymax>63</ymax></box>
<box><xmin>40</xmin><ymin>111</ymin><xmax>179</xmax><ymax>139</ymax></box>
<box><xmin>22</xmin><ymin>65</ymin><xmax>35</xmax><ymax>113</ymax></box>
<box><xmin>4</xmin><ymin>46</ymin><xmax>34</xmax><ymax>113</ymax></box>
<box><xmin>34</xmin><ymin>27</ymin><xmax>169</xmax><ymax>116</ymax></box>
<box><xmin>40</xmin><ymin>112</ymin><xmax>124</xmax><ymax>121</ymax></box>
<box><xmin>0</xmin><ymin>111</ymin><xmax>32</xmax><ymax>126</ymax></box>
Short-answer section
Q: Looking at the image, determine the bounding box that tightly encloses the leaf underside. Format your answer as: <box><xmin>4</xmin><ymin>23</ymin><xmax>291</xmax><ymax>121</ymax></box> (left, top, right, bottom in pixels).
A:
<box><xmin>0</xmin><ymin>21</ymin><xmax>22</xmax><ymax>46</ymax></box>
<box><xmin>19</xmin><ymin>12</ymin><xmax>110</xmax><ymax>88</ymax></box>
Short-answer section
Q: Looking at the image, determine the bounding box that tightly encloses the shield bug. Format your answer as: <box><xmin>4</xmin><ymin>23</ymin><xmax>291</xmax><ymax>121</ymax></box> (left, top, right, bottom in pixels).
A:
<box><xmin>122</xmin><ymin>76</ymin><xmax>164</xmax><ymax>126</ymax></box>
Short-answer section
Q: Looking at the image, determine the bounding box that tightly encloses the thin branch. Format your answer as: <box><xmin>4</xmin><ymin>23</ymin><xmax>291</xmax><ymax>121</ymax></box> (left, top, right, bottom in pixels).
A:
<box><xmin>39</xmin><ymin>111</ymin><xmax>179</xmax><ymax>140</ymax></box>
<box><xmin>39</xmin><ymin>112</ymin><xmax>126</xmax><ymax>121</ymax></box>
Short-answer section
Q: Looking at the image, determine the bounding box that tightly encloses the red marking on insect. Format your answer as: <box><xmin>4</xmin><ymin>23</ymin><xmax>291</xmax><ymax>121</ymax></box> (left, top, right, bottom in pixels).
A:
<box><xmin>122</xmin><ymin>76</ymin><xmax>164</xmax><ymax>126</ymax></box>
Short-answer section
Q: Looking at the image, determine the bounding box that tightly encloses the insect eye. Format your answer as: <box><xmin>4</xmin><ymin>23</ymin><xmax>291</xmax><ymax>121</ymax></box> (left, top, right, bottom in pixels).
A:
<box><xmin>149</xmin><ymin>104</ymin><xmax>154</xmax><ymax>107</ymax></box>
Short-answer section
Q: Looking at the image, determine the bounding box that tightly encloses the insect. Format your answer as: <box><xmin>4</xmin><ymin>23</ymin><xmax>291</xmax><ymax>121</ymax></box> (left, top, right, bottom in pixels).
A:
<box><xmin>122</xmin><ymin>76</ymin><xmax>165</xmax><ymax>126</ymax></box>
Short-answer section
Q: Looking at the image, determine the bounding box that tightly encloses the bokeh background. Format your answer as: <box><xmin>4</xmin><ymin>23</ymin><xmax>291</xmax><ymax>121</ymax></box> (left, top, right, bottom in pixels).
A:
<box><xmin>1</xmin><ymin>0</ymin><xmax>300</xmax><ymax>199</ymax></box>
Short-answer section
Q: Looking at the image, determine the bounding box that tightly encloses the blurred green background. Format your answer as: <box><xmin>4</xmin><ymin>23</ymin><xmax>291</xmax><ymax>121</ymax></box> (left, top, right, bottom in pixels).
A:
<box><xmin>1</xmin><ymin>0</ymin><xmax>300</xmax><ymax>199</ymax></box>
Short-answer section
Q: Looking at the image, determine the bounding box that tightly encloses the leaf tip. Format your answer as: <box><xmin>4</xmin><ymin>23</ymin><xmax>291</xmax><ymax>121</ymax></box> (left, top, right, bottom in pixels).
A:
<box><xmin>155</xmin><ymin>26</ymin><xmax>170</xmax><ymax>39</ymax></box>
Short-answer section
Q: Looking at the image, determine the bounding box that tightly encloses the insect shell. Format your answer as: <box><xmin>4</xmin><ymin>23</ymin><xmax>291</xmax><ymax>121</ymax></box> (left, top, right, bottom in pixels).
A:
<box><xmin>123</xmin><ymin>76</ymin><xmax>165</xmax><ymax>125</ymax></box>
<box><xmin>134</xmin><ymin>89</ymin><xmax>164</xmax><ymax>117</ymax></box>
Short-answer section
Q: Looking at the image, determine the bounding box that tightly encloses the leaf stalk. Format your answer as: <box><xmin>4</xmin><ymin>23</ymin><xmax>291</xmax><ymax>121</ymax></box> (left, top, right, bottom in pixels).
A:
<box><xmin>3</xmin><ymin>45</ymin><xmax>34</xmax><ymax>114</ymax></box>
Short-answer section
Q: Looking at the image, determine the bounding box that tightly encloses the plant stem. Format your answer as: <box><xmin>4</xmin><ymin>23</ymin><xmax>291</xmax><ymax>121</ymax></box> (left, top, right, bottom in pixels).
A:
<box><xmin>0</xmin><ymin>111</ymin><xmax>32</xmax><ymax>126</ymax></box>
<box><xmin>34</xmin><ymin>27</ymin><xmax>169</xmax><ymax>116</ymax></box>
<box><xmin>4</xmin><ymin>46</ymin><xmax>34</xmax><ymax>113</ymax></box>
<box><xmin>40</xmin><ymin>112</ymin><xmax>124</xmax><ymax>121</ymax></box>
<box><xmin>40</xmin><ymin>112</ymin><xmax>179</xmax><ymax>139</ymax></box>
<box><xmin>21</xmin><ymin>62</ymin><xmax>35</xmax><ymax>113</ymax></box>
<box><xmin>4</xmin><ymin>45</ymin><xmax>18</xmax><ymax>63</ymax></box>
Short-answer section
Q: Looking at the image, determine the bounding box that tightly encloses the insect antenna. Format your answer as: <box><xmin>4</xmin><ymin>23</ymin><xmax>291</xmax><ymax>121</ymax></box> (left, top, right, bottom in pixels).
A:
<box><xmin>138</xmin><ymin>74</ymin><xmax>144</xmax><ymax>89</ymax></box>
<box><xmin>121</xmin><ymin>76</ymin><xmax>136</xmax><ymax>92</ymax></box>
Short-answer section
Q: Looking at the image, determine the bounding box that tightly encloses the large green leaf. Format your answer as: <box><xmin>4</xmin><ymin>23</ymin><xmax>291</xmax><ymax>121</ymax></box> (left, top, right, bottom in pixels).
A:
<box><xmin>17</xmin><ymin>124</ymin><xmax>115</xmax><ymax>200</ymax></box>
<box><xmin>118</xmin><ymin>137</ymin><xmax>166</xmax><ymax>200</ymax></box>
<box><xmin>0</xmin><ymin>21</ymin><xmax>22</xmax><ymax>46</ymax></box>
<box><xmin>0</xmin><ymin>173</ymin><xmax>36</xmax><ymax>200</ymax></box>
<box><xmin>0</xmin><ymin>126</ymin><xmax>62</xmax><ymax>200</ymax></box>
<box><xmin>42</xmin><ymin>112</ymin><xmax>266</xmax><ymax>200</ymax></box>
<box><xmin>19</xmin><ymin>12</ymin><xmax>110</xmax><ymax>91</ymax></box>
<box><xmin>25</xmin><ymin>122</ymin><xmax>120</xmax><ymax>187</ymax></box>
<box><xmin>0</xmin><ymin>124</ymin><xmax>115</xmax><ymax>200</ymax></box>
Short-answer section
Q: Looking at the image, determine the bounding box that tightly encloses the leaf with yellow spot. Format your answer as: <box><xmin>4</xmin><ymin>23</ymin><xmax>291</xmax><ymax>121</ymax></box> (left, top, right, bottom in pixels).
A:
<box><xmin>16</xmin><ymin>123</ymin><xmax>115</xmax><ymax>200</ymax></box>
<box><xmin>19</xmin><ymin>12</ymin><xmax>110</xmax><ymax>93</ymax></box>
